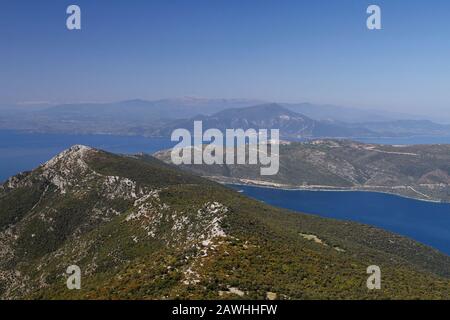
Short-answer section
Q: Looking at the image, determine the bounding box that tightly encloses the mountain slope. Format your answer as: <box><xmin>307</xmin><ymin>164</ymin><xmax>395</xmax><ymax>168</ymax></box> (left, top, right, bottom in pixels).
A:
<box><xmin>282</xmin><ymin>103</ymin><xmax>427</xmax><ymax>123</ymax></box>
<box><xmin>3</xmin><ymin>100</ymin><xmax>450</xmax><ymax>138</ymax></box>
<box><xmin>0</xmin><ymin>98</ymin><xmax>262</xmax><ymax>135</ymax></box>
<box><xmin>345</xmin><ymin>120</ymin><xmax>450</xmax><ymax>137</ymax></box>
<box><xmin>155</xmin><ymin>139</ymin><xmax>450</xmax><ymax>203</ymax></box>
<box><xmin>0</xmin><ymin>146</ymin><xmax>449</xmax><ymax>299</ymax></box>
<box><xmin>156</xmin><ymin>103</ymin><xmax>374</xmax><ymax>139</ymax></box>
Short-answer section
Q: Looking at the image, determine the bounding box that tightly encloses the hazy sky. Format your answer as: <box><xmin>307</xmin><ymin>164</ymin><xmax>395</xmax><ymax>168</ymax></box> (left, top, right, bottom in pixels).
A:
<box><xmin>1</xmin><ymin>0</ymin><xmax>450</xmax><ymax>116</ymax></box>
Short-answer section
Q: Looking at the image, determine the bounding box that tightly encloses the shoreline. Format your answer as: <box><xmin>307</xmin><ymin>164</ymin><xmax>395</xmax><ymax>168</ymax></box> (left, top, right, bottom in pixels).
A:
<box><xmin>218</xmin><ymin>179</ymin><xmax>446</xmax><ymax>204</ymax></box>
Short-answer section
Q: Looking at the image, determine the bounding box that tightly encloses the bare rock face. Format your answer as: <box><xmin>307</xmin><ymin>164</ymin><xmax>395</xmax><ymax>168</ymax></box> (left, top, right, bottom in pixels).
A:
<box><xmin>40</xmin><ymin>145</ymin><xmax>97</xmax><ymax>194</ymax></box>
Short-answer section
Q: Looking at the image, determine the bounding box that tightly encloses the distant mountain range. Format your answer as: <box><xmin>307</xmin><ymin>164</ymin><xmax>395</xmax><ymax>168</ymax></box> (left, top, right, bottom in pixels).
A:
<box><xmin>155</xmin><ymin>139</ymin><xmax>450</xmax><ymax>202</ymax></box>
<box><xmin>38</xmin><ymin>97</ymin><xmax>265</xmax><ymax>119</ymax></box>
<box><xmin>1</xmin><ymin>145</ymin><xmax>449</xmax><ymax>299</ymax></box>
<box><xmin>155</xmin><ymin>103</ymin><xmax>374</xmax><ymax>139</ymax></box>
<box><xmin>281</xmin><ymin>102</ymin><xmax>427</xmax><ymax>123</ymax></box>
<box><xmin>1</xmin><ymin>98</ymin><xmax>450</xmax><ymax>139</ymax></box>
<box><xmin>344</xmin><ymin>120</ymin><xmax>450</xmax><ymax>137</ymax></box>
<box><xmin>0</xmin><ymin>98</ymin><xmax>263</xmax><ymax>136</ymax></box>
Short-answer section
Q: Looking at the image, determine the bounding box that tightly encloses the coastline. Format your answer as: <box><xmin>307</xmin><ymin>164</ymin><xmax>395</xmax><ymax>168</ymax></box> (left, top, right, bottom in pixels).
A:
<box><xmin>214</xmin><ymin>178</ymin><xmax>446</xmax><ymax>204</ymax></box>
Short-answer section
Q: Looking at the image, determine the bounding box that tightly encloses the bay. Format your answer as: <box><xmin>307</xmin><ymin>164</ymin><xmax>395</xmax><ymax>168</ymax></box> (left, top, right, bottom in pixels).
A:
<box><xmin>233</xmin><ymin>185</ymin><xmax>450</xmax><ymax>255</ymax></box>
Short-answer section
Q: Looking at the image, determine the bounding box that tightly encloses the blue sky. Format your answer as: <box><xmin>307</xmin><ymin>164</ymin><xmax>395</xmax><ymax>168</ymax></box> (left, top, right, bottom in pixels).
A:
<box><xmin>1</xmin><ymin>0</ymin><xmax>450</xmax><ymax>116</ymax></box>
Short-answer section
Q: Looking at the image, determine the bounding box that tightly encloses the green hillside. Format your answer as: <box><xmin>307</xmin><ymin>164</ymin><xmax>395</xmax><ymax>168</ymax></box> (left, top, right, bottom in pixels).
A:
<box><xmin>0</xmin><ymin>145</ymin><xmax>449</xmax><ymax>300</ymax></box>
<box><xmin>154</xmin><ymin>140</ymin><xmax>450</xmax><ymax>202</ymax></box>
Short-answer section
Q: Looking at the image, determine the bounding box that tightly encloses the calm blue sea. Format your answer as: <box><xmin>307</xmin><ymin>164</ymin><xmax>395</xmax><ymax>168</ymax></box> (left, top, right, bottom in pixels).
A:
<box><xmin>0</xmin><ymin>130</ymin><xmax>176</xmax><ymax>182</ymax></box>
<box><xmin>233</xmin><ymin>185</ymin><xmax>450</xmax><ymax>255</ymax></box>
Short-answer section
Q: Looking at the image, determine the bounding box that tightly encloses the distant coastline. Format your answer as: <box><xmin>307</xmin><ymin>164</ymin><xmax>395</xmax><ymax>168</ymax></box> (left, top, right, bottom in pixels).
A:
<box><xmin>223</xmin><ymin>179</ymin><xmax>445</xmax><ymax>204</ymax></box>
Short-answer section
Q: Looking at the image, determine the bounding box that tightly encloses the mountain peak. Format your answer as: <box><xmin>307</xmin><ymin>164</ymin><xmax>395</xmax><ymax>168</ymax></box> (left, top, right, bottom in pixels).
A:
<box><xmin>42</xmin><ymin>145</ymin><xmax>96</xmax><ymax>173</ymax></box>
<box><xmin>254</xmin><ymin>102</ymin><xmax>284</xmax><ymax>109</ymax></box>
<box><xmin>240</xmin><ymin>103</ymin><xmax>288</xmax><ymax>112</ymax></box>
<box><xmin>214</xmin><ymin>103</ymin><xmax>295</xmax><ymax>117</ymax></box>
<box><xmin>54</xmin><ymin>144</ymin><xmax>94</xmax><ymax>158</ymax></box>
<box><xmin>69</xmin><ymin>144</ymin><xmax>94</xmax><ymax>152</ymax></box>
